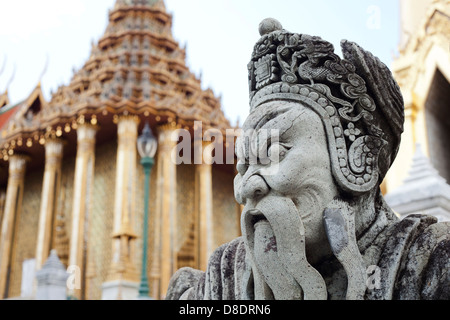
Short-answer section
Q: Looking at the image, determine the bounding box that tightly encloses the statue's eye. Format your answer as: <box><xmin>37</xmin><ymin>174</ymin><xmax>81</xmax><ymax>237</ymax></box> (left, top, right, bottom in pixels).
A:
<box><xmin>268</xmin><ymin>143</ymin><xmax>290</xmax><ymax>163</ymax></box>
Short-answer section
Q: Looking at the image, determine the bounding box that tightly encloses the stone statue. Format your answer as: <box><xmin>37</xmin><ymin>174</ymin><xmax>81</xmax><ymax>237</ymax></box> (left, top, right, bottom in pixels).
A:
<box><xmin>166</xmin><ymin>18</ymin><xmax>450</xmax><ymax>300</ymax></box>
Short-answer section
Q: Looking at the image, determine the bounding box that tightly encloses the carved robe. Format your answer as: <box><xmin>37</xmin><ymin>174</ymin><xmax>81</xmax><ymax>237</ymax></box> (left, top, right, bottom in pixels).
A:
<box><xmin>166</xmin><ymin>210</ymin><xmax>450</xmax><ymax>300</ymax></box>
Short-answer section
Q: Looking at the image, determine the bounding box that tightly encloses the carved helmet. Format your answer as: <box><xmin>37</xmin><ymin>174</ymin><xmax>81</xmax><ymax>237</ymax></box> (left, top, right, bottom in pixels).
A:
<box><xmin>247</xmin><ymin>18</ymin><xmax>405</xmax><ymax>195</ymax></box>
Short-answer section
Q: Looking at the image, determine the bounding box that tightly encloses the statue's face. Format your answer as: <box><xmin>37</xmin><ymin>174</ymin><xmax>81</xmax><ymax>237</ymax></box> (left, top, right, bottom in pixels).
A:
<box><xmin>235</xmin><ymin>100</ymin><xmax>339</xmax><ymax>248</ymax></box>
<box><xmin>234</xmin><ymin>100</ymin><xmax>339</xmax><ymax>298</ymax></box>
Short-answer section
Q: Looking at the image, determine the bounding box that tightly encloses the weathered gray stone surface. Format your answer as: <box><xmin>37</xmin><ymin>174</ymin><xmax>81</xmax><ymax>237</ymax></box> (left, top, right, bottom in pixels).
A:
<box><xmin>166</xmin><ymin>18</ymin><xmax>450</xmax><ymax>300</ymax></box>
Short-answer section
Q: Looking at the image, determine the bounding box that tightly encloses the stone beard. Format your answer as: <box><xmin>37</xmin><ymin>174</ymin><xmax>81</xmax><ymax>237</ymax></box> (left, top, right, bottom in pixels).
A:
<box><xmin>165</xmin><ymin>19</ymin><xmax>450</xmax><ymax>300</ymax></box>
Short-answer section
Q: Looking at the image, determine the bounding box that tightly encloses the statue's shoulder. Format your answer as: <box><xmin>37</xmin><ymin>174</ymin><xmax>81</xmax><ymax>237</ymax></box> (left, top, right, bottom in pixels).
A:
<box><xmin>393</xmin><ymin>215</ymin><xmax>450</xmax><ymax>300</ymax></box>
<box><xmin>165</xmin><ymin>267</ymin><xmax>205</xmax><ymax>300</ymax></box>
<box><xmin>398</xmin><ymin>217</ymin><xmax>449</xmax><ymax>300</ymax></box>
<box><xmin>166</xmin><ymin>237</ymin><xmax>247</xmax><ymax>300</ymax></box>
<box><xmin>367</xmin><ymin>214</ymin><xmax>449</xmax><ymax>300</ymax></box>
<box><xmin>203</xmin><ymin>237</ymin><xmax>248</xmax><ymax>300</ymax></box>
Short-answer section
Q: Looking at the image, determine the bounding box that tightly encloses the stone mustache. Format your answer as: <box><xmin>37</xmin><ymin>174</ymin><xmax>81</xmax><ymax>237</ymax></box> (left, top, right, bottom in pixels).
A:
<box><xmin>166</xmin><ymin>18</ymin><xmax>450</xmax><ymax>300</ymax></box>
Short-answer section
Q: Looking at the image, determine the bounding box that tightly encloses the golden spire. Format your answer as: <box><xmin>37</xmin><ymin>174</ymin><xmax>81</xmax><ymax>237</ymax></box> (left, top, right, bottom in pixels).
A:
<box><xmin>114</xmin><ymin>0</ymin><xmax>166</xmax><ymax>10</ymax></box>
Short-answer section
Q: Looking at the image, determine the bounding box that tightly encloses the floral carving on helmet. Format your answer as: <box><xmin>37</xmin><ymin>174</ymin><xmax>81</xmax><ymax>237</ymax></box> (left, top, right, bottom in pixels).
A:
<box><xmin>344</xmin><ymin>123</ymin><xmax>361</xmax><ymax>142</ymax></box>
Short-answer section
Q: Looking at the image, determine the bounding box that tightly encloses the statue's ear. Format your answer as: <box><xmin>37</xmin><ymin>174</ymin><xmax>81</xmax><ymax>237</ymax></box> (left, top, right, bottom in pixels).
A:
<box><xmin>340</xmin><ymin>40</ymin><xmax>405</xmax><ymax>178</ymax></box>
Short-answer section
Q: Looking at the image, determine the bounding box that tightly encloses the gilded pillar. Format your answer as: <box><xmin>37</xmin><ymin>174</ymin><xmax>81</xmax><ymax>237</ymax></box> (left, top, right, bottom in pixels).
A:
<box><xmin>195</xmin><ymin>139</ymin><xmax>214</xmax><ymax>271</ymax></box>
<box><xmin>150</xmin><ymin>124</ymin><xmax>177</xmax><ymax>300</ymax></box>
<box><xmin>35</xmin><ymin>138</ymin><xmax>64</xmax><ymax>271</ymax></box>
<box><xmin>0</xmin><ymin>154</ymin><xmax>28</xmax><ymax>299</ymax></box>
<box><xmin>68</xmin><ymin>123</ymin><xmax>98</xmax><ymax>300</ymax></box>
<box><xmin>103</xmin><ymin>116</ymin><xmax>139</xmax><ymax>300</ymax></box>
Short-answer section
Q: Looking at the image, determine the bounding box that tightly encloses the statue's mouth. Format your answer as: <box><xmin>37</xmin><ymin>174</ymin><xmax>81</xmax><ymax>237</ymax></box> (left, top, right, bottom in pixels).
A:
<box><xmin>242</xmin><ymin>207</ymin><xmax>276</xmax><ymax>256</ymax></box>
<box><xmin>245</xmin><ymin>209</ymin><xmax>277</xmax><ymax>254</ymax></box>
<box><xmin>245</xmin><ymin>209</ymin><xmax>268</xmax><ymax>228</ymax></box>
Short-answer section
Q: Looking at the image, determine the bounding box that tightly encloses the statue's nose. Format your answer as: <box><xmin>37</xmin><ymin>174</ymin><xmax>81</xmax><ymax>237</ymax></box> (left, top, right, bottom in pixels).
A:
<box><xmin>240</xmin><ymin>174</ymin><xmax>270</xmax><ymax>204</ymax></box>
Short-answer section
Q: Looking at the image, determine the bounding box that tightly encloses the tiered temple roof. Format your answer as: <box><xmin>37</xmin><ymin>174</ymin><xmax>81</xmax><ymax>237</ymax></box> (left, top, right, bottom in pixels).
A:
<box><xmin>0</xmin><ymin>0</ymin><xmax>230</xmax><ymax>181</ymax></box>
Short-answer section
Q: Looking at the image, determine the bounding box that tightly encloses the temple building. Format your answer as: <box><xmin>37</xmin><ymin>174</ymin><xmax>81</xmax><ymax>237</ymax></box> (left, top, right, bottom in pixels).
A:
<box><xmin>382</xmin><ymin>0</ymin><xmax>450</xmax><ymax>222</ymax></box>
<box><xmin>1</xmin><ymin>0</ymin><xmax>448</xmax><ymax>301</ymax></box>
<box><xmin>0</xmin><ymin>0</ymin><xmax>240</xmax><ymax>300</ymax></box>
<box><xmin>384</xmin><ymin>0</ymin><xmax>450</xmax><ymax>194</ymax></box>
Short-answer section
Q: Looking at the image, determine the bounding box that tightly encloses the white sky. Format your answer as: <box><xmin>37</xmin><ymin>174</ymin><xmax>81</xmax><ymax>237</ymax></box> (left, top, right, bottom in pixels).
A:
<box><xmin>0</xmin><ymin>0</ymin><xmax>400</xmax><ymax>125</ymax></box>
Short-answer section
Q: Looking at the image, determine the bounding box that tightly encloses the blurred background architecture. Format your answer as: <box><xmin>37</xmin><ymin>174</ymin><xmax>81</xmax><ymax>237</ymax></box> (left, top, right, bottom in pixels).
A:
<box><xmin>0</xmin><ymin>0</ymin><xmax>239</xmax><ymax>300</ymax></box>
<box><xmin>0</xmin><ymin>0</ymin><xmax>448</xmax><ymax>300</ymax></box>
<box><xmin>383</xmin><ymin>0</ymin><xmax>450</xmax><ymax>222</ymax></box>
